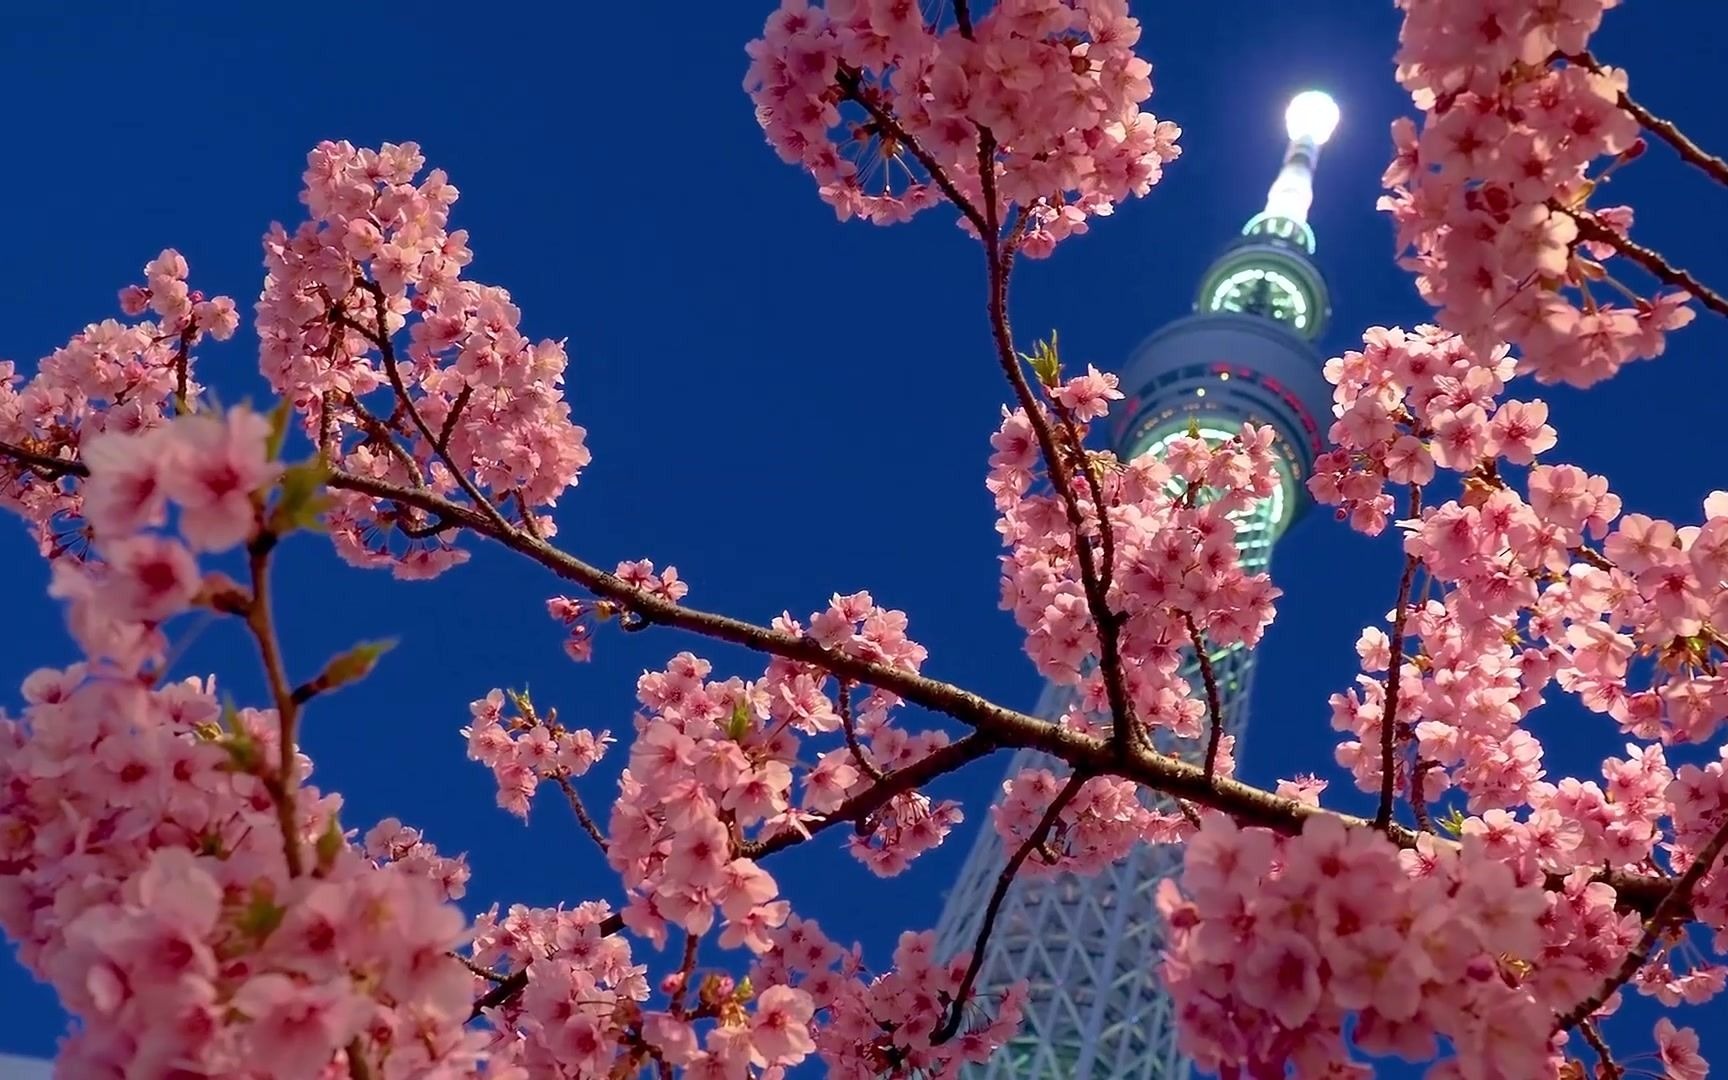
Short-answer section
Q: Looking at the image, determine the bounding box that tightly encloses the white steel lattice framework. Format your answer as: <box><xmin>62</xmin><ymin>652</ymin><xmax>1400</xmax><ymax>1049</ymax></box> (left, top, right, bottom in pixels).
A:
<box><xmin>932</xmin><ymin>92</ymin><xmax>1342</xmax><ymax>1079</ymax></box>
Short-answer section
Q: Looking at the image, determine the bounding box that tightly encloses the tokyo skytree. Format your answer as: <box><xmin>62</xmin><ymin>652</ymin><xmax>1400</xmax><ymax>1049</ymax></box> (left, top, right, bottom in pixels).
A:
<box><xmin>933</xmin><ymin>91</ymin><xmax>1344</xmax><ymax>1079</ymax></box>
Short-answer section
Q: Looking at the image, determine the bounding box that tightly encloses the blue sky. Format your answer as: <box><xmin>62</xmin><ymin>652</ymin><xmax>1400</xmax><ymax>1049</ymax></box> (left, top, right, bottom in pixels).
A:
<box><xmin>2</xmin><ymin>1</ymin><xmax>1725</xmax><ymax>1070</ymax></box>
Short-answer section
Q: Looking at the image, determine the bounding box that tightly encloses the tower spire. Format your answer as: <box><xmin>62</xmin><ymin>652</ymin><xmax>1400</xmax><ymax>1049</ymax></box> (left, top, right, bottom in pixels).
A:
<box><xmin>1263</xmin><ymin>90</ymin><xmax>1341</xmax><ymax>231</ymax></box>
<box><xmin>1197</xmin><ymin>90</ymin><xmax>1339</xmax><ymax>340</ymax></box>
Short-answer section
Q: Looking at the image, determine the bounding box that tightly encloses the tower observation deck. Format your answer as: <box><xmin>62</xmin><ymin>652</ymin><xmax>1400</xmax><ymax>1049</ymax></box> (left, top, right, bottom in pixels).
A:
<box><xmin>932</xmin><ymin>91</ymin><xmax>1343</xmax><ymax>1079</ymax></box>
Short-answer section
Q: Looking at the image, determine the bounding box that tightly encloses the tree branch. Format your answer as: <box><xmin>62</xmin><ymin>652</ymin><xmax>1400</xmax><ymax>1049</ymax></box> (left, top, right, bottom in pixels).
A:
<box><xmin>554</xmin><ymin>776</ymin><xmax>610</xmax><ymax>856</ymax></box>
<box><xmin>1185</xmin><ymin>614</ymin><xmax>1226</xmax><ymax>782</ymax></box>
<box><xmin>244</xmin><ymin>532</ymin><xmax>305</xmax><ymax>879</ymax></box>
<box><xmin>837</xmin><ymin>680</ymin><xmax>885</xmax><ymax>782</ymax></box>
<box><xmin>1562</xmin><ymin>206</ymin><xmax>1728</xmax><ymax>318</ymax></box>
<box><xmin>0</xmin><ymin>438</ymin><xmax>1684</xmax><ymax>921</ymax></box>
<box><xmin>1375</xmin><ymin>484</ymin><xmax>1423</xmax><ymax>832</ymax></box>
<box><xmin>932</xmin><ymin>770</ymin><xmax>1088</xmax><ymax>1044</ymax></box>
<box><xmin>1553</xmin><ymin>813</ymin><xmax>1728</xmax><ymax>1032</ymax></box>
<box><xmin>833</xmin><ymin>69</ymin><xmax>990</xmax><ymax>239</ymax></box>
<box><xmin>0</xmin><ymin>439</ymin><xmax>87</xmax><ymax>479</ymax></box>
<box><xmin>1562</xmin><ymin>50</ymin><xmax>1728</xmax><ymax>189</ymax></box>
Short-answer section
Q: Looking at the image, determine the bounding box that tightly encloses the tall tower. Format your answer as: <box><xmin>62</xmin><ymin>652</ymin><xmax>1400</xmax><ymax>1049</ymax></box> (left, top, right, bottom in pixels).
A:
<box><xmin>933</xmin><ymin>91</ymin><xmax>1343</xmax><ymax>1079</ymax></box>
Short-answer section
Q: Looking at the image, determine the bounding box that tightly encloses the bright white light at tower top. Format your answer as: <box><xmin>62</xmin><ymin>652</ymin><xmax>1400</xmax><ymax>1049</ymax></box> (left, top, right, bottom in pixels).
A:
<box><xmin>1285</xmin><ymin>90</ymin><xmax>1340</xmax><ymax>146</ymax></box>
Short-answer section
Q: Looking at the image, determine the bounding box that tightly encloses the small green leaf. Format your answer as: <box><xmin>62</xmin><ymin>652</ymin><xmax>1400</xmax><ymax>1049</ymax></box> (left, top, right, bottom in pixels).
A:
<box><xmin>1437</xmin><ymin>807</ymin><xmax>1467</xmax><ymax>837</ymax></box>
<box><xmin>218</xmin><ymin>697</ymin><xmax>259</xmax><ymax>769</ymax></box>
<box><xmin>1021</xmin><ymin>332</ymin><xmax>1062</xmax><ymax>388</ymax></box>
<box><xmin>727</xmin><ymin>699</ymin><xmax>752</xmax><ymax>742</ymax></box>
<box><xmin>270</xmin><ymin>460</ymin><xmax>330</xmax><ymax>535</ymax></box>
<box><xmin>315</xmin><ymin>815</ymin><xmax>347</xmax><ymax>870</ymax></box>
<box><xmin>311</xmin><ymin>639</ymin><xmax>397</xmax><ymax>698</ymax></box>
<box><xmin>265</xmin><ymin>397</ymin><xmax>295</xmax><ymax>460</ymax></box>
<box><xmin>235</xmin><ymin>887</ymin><xmax>286</xmax><ymax>942</ymax></box>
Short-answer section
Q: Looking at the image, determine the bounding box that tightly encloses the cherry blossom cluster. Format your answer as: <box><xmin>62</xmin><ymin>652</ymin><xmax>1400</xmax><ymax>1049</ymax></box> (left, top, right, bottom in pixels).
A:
<box><xmin>991</xmin><ymin>369</ymin><xmax>1281</xmax><ymax>760</ymax></box>
<box><xmin>753</xmin><ymin>921</ymin><xmax>1021</xmax><ymax>1076</ymax></box>
<box><xmin>604</xmin><ymin>594</ymin><xmax>962</xmax><ymax>953</ymax></box>
<box><xmin>46</xmin><ymin>406</ymin><xmax>279</xmax><ymax>676</ymax></box>
<box><xmin>994</xmin><ymin>767</ymin><xmax>1186</xmax><ymax>872</ymax></box>
<box><xmin>0</xmin><ymin>407</ymin><xmax>503</xmax><ymax>1076</ymax></box>
<box><xmin>0</xmin><ymin>250</ymin><xmax>238</xmax><ymax>560</ymax></box>
<box><xmin>256</xmin><ymin>140</ymin><xmax>591</xmax><ymax>579</ymax></box>
<box><xmin>1669</xmin><ymin>748</ymin><xmax>1728</xmax><ymax>952</ymax></box>
<box><xmin>0</xmin><ymin>669</ymin><xmax>487</xmax><ymax>1076</ymax></box>
<box><xmin>1155</xmin><ymin>812</ymin><xmax>1692</xmax><ymax>1077</ymax></box>
<box><xmin>744</xmin><ymin>0</ymin><xmax>1182</xmax><ymax>254</ymax></box>
<box><xmin>1383</xmin><ymin>0</ymin><xmax>1696</xmax><ymax>387</ymax></box>
<box><xmin>462</xmin><ymin>688</ymin><xmax>612</xmax><ymax>819</ymax></box>
<box><xmin>547</xmin><ymin>559</ymin><xmax>688</xmax><ymax>661</ymax></box>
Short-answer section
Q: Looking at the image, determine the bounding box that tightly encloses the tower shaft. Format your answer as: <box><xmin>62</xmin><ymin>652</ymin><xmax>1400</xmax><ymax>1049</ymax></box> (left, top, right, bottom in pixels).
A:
<box><xmin>932</xmin><ymin>91</ymin><xmax>1341</xmax><ymax>1079</ymax></box>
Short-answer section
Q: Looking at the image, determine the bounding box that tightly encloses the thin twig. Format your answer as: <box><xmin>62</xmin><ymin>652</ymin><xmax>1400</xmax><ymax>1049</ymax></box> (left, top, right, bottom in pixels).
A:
<box><xmin>1561</xmin><ymin>206</ymin><xmax>1728</xmax><ymax>317</ymax></box>
<box><xmin>1561</xmin><ymin>50</ymin><xmax>1728</xmax><ymax>189</ymax></box>
<box><xmin>978</xmin><ymin>164</ymin><xmax>1136</xmax><ymax>760</ymax></box>
<box><xmin>1375</xmin><ymin>484</ymin><xmax>1423</xmax><ymax>832</ymax></box>
<box><xmin>1577</xmin><ymin>1019</ymin><xmax>1623</xmax><ymax>1080</ymax></box>
<box><xmin>834</xmin><ymin>68</ymin><xmax>989</xmax><ymax>239</ymax></box>
<box><xmin>838</xmin><ymin>681</ymin><xmax>885</xmax><ymax>781</ymax></box>
<box><xmin>554</xmin><ymin>776</ymin><xmax>610</xmax><ymax>855</ymax></box>
<box><xmin>1554</xmin><ymin>813</ymin><xmax>1728</xmax><ymax>1031</ymax></box>
<box><xmin>0</xmin><ymin>439</ymin><xmax>86</xmax><ymax>479</ymax></box>
<box><xmin>450</xmin><ymin>952</ymin><xmax>509</xmax><ymax>983</ymax></box>
<box><xmin>245</xmin><ymin>532</ymin><xmax>304</xmax><ymax>878</ymax></box>
<box><xmin>932</xmin><ymin>770</ymin><xmax>1088</xmax><ymax>1044</ymax></box>
<box><xmin>952</xmin><ymin>0</ymin><xmax>974</xmax><ymax>37</ymax></box>
<box><xmin>668</xmin><ymin>932</ymin><xmax>701</xmax><ymax>1016</ymax></box>
<box><xmin>1410</xmin><ymin>758</ymin><xmax>1437</xmax><ymax>833</ymax></box>
<box><xmin>357</xmin><ymin>281</ymin><xmax>518</xmax><ymax>533</ymax></box>
<box><xmin>345</xmin><ymin>1038</ymin><xmax>374</xmax><ymax>1080</ymax></box>
<box><xmin>1185</xmin><ymin>614</ymin><xmax>1226</xmax><ymax>782</ymax></box>
<box><xmin>436</xmin><ymin>384</ymin><xmax>473</xmax><ymax>453</ymax></box>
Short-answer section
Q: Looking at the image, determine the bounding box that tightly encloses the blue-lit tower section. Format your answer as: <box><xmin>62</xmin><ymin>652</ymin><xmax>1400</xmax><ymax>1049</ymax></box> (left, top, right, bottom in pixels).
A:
<box><xmin>934</xmin><ymin>92</ymin><xmax>1342</xmax><ymax>1079</ymax></box>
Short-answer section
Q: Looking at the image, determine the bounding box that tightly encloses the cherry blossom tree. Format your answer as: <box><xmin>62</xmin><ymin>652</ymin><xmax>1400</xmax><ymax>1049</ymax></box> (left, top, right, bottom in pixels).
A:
<box><xmin>1</xmin><ymin>0</ymin><xmax>1725</xmax><ymax>1076</ymax></box>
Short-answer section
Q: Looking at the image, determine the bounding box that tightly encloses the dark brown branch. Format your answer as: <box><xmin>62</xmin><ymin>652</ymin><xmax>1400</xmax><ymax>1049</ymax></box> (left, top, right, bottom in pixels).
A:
<box><xmin>1410</xmin><ymin>758</ymin><xmax>1437</xmax><ymax>834</ymax></box>
<box><xmin>838</xmin><ymin>680</ymin><xmax>885</xmax><ymax>781</ymax></box>
<box><xmin>0</xmin><ymin>436</ymin><xmax>1681</xmax><ymax>921</ymax></box>
<box><xmin>952</xmin><ymin>0</ymin><xmax>974</xmax><ymax>37</ymax></box>
<box><xmin>360</xmin><ymin>282</ymin><xmax>519</xmax><ymax>535</ymax></box>
<box><xmin>1577</xmin><ymin>1019</ymin><xmax>1623</xmax><ymax>1080</ymax></box>
<box><xmin>744</xmin><ymin>732</ymin><xmax>995</xmax><ymax>859</ymax></box>
<box><xmin>1562</xmin><ymin>206</ymin><xmax>1728</xmax><ymax>318</ymax></box>
<box><xmin>668</xmin><ymin>932</ymin><xmax>701</xmax><ymax>1015</ymax></box>
<box><xmin>345</xmin><ymin>1037</ymin><xmax>374</xmax><ymax>1080</ymax></box>
<box><xmin>1375</xmin><ymin>484</ymin><xmax>1423</xmax><ymax>832</ymax></box>
<box><xmin>932</xmin><ymin>770</ymin><xmax>1088</xmax><ymax>1044</ymax></box>
<box><xmin>979</xmin><ymin>179</ymin><xmax>1136</xmax><ymax>761</ymax></box>
<box><xmin>0</xmin><ymin>439</ymin><xmax>88</xmax><ymax>479</ymax></box>
<box><xmin>1561</xmin><ymin>50</ymin><xmax>1728</xmax><ymax>189</ymax></box>
<box><xmin>244</xmin><ymin>532</ymin><xmax>304</xmax><ymax>879</ymax></box>
<box><xmin>396</xmin><ymin>513</ymin><xmax>457</xmax><ymax>540</ymax></box>
<box><xmin>450</xmin><ymin>952</ymin><xmax>509</xmax><ymax>984</ymax></box>
<box><xmin>833</xmin><ymin>69</ymin><xmax>990</xmax><ymax>239</ymax></box>
<box><xmin>1185</xmin><ymin>614</ymin><xmax>1226</xmax><ymax>782</ymax></box>
<box><xmin>1554</xmin><ymin>813</ymin><xmax>1728</xmax><ymax>1032</ymax></box>
<box><xmin>554</xmin><ymin>776</ymin><xmax>610</xmax><ymax>855</ymax></box>
<box><xmin>436</xmin><ymin>384</ymin><xmax>473</xmax><ymax>454</ymax></box>
<box><xmin>322</xmin><ymin>466</ymin><xmax>1675</xmax><ymax>923</ymax></box>
<box><xmin>171</xmin><ymin>324</ymin><xmax>196</xmax><ymax>415</ymax></box>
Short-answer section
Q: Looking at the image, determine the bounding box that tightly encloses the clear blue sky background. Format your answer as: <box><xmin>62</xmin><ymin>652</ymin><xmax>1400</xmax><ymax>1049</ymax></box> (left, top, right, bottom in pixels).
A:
<box><xmin>2</xmin><ymin>2</ymin><xmax>1724</xmax><ymax>1071</ymax></box>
